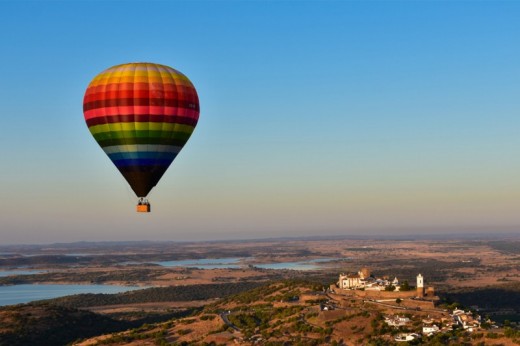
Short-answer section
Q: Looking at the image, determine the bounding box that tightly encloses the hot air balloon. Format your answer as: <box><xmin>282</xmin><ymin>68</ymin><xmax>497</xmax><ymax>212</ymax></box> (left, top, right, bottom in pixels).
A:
<box><xmin>83</xmin><ymin>63</ymin><xmax>200</xmax><ymax>212</ymax></box>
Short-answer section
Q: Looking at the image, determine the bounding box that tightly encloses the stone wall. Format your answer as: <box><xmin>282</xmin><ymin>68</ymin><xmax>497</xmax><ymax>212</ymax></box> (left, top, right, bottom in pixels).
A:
<box><xmin>335</xmin><ymin>289</ymin><xmax>417</xmax><ymax>300</ymax></box>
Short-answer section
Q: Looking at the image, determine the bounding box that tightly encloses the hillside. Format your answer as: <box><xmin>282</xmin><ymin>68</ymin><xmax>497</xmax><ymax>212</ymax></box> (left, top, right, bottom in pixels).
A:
<box><xmin>0</xmin><ymin>282</ymin><xmax>264</xmax><ymax>346</ymax></box>
<box><xmin>442</xmin><ymin>283</ymin><xmax>520</xmax><ymax>323</ymax></box>
<box><xmin>41</xmin><ymin>282</ymin><xmax>264</xmax><ymax>308</ymax></box>
<box><xmin>73</xmin><ymin>280</ymin><xmax>520</xmax><ymax>346</ymax></box>
<box><xmin>0</xmin><ymin>303</ymin><xmax>132</xmax><ymax>346</ymax></box>
<box><xmin>1</xmin><ymin>278</ymin><xmax>519</xmax><ymax>345</ymax></box>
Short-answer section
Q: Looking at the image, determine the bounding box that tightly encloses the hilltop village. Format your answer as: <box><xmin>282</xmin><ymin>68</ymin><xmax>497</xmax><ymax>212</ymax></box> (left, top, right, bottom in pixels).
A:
<box><xmin>334</xmin><ymin>267</ymin><xmax>436</xmax><ymax>300</ymax></box>
<box><xmin>329</xmin><ymin>268</ymin><xmax>489</xmax><ymax>342</ymax></box>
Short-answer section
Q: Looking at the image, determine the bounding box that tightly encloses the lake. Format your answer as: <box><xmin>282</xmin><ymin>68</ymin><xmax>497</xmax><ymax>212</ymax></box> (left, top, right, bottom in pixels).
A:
<box><xmin>154</xmin><ymin>257</ymin><xmax>243</xmax><ymax>269</ymax></box>
<box><xmin>154</xmin><ymin>257</ymin><xmax>342</xmax><ymax>271</ymax></box>
<box><xmin>0</xmin><ymin>284</ymin><xmax>143</xmax><ymax>307</ymax></box>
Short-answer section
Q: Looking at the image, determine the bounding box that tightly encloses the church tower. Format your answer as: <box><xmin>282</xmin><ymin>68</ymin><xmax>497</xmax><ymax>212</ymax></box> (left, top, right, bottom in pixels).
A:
<box><xmin>416</xmin><ymin>274</ymin><xmax>424</xmax><ymax>298</ymax></box>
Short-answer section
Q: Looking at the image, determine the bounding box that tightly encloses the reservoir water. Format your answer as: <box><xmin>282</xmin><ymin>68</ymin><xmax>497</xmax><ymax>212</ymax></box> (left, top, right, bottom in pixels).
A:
<box><xmin>0</xmin><ymin>284</ymin><xmax>143</xmax><ymax>307</ymax></box>
<box><xmin>154</xmin><ymin>257</ymin><xmax>243</xmax><ymax>269</ymax></box>
<box><xmin>0</xmin><ymin>257</ymin><xmax>345</xmax><ymax>306</ymax></box>
<box><xmin>154</xmin><ymin>257</ymin><xmax>342</xmax><ymax>270</ymax></box>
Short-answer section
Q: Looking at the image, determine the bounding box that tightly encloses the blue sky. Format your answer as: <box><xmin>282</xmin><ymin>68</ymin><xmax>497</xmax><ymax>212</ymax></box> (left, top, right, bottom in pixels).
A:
<box><xmin>0</xmin><ymin>1</ymin><xmax>519</xmax><ymax>243</ymax></box>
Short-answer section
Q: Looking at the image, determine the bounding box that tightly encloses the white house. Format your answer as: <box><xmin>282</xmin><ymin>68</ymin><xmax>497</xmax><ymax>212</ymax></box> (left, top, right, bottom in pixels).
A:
<box><xmin>395</xmin><ymin>333</ymin><xmax>419</xmax><ymax>342</ymax></box>
<box><xmin>453</xmin><ymin>311</ymin><xmax>480</xmax><ymax>331</ymax></box>
<box><xmin>385</xmin><ymin>315</ymin><xmax>410</xmax><ymax>327</ymax></box>
<box><xmin>422</xmin><ymin>324</ymin><xmax>439</xmax><ymax>336</ymax></box>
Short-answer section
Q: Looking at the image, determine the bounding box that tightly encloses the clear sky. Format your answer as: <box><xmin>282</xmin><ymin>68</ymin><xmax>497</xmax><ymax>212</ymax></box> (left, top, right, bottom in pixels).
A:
<box><xmin>1</xmin><ymin>1</ymin><xmax>519</xmax><ymax>244</ymax></box>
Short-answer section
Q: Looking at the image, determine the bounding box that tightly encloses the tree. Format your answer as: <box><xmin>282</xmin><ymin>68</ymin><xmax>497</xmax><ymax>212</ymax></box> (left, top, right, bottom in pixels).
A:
<box><xmin>400</xmin><ymin>280</ymin><xmax>411</xmax><ymax>291</ymax></box>
<box><xmin>396</xmin><ymin>298</ymin><xmax>402</xmax><ymax>305</ymax></box>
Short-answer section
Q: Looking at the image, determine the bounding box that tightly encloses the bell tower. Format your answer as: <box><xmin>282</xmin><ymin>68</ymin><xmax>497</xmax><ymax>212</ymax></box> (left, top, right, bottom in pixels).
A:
<box><xmin>416</xmin><ymin>274</ymin><xmax>424</xmax><ymax>298</ymax></box>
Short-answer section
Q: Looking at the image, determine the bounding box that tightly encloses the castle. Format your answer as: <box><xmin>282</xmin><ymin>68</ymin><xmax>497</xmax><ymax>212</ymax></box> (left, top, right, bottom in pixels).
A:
<box><xmin>338</xmin><ymin>267</ymin><xmax>372</xmax><ymax>290</ymax></box>
<box><xmin>337</xmin><ymin>268</ymin><xmax>435</xmax><ymax>299</ymax></box>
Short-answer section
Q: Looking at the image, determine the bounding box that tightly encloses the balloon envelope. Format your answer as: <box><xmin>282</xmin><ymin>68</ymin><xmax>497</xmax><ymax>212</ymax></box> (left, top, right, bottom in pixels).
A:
<box><xmin>83</xmin><ymin>62</ymin><xmax>200</xmax><ymax>197</ymax></box>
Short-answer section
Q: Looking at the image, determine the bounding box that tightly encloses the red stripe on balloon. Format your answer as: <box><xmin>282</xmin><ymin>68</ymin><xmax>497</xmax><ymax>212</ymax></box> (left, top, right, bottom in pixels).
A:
<box><xmin>84</xmin><ymin>85</ymin><xmax>197</xmax><ymax>102</ymax></box>
<box><xmin>84</xmin><ymin>106</ymin><xmax>199</xmax><ymax>120</ymax></box>
<box><xmin>83</xmin><ymin>98</ymin><xmax>198</xmax><ymax>111</ymax></box>
<box><xmin>85</xmin><ymin>114</ymin><xmax>198</xmax><ymax>127</ymax></box>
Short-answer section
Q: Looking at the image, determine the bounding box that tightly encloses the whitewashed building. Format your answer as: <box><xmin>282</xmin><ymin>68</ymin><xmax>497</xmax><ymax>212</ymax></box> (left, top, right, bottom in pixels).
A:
<box><xmin>422</xmin><ymin>324</ymin><xmax>439</xmax><ymax>336</ymax></box>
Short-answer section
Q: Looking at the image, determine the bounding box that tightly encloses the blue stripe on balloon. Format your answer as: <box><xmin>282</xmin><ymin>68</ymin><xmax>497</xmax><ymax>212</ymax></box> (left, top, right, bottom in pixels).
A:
<box><xmin>113</xmin><ymin>158</ymin><xmax>174</xmax><ymax>167</ymax></box>
<box><xmin>108</xmin><ymin>151</ymin><xmax>177</xmax><ymax>161</ymax></box>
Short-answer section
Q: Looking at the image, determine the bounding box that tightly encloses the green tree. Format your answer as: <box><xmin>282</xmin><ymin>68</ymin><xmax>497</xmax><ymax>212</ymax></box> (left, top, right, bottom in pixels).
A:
<box><xmin>400</xmin><ymin>280</ymin><xmax>411</xmax><ymax>291</ymax></box>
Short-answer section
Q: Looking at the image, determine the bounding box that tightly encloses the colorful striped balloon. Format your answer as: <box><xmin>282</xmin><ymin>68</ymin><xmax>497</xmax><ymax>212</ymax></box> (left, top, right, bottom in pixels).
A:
<box><xmin>83</xmin><ymin>62</ymin><xmax>200</xmax><ymax>198</ymax></box>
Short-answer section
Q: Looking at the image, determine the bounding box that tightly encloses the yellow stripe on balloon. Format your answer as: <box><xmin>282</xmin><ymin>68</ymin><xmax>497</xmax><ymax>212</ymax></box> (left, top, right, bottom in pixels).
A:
<box><xmin>88</xmin><ymin>122</ymin><xmax>195</xmax><ymax>135</ymax></box>
<box><xmin>89</xmin><ymin>75</ymin><xmax>193</xmax><ymax>87</ymax></box>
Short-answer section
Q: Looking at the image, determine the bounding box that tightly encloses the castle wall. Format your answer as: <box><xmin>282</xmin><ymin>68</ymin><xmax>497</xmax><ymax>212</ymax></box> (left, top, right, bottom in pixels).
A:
<box><xmin>335</xmin><ymin>289</ymin><xmax>417</xmax><ymax>299</ymax></box>
<box><xmin>367</xmin><ymin>290</ymin><xmax>416</xmax><ymax>299</ymax></box>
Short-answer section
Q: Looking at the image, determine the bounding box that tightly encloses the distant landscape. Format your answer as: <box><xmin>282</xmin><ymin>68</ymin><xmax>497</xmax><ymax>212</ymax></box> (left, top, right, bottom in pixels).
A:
<box><xmin>0</xmin><ymin>235</ymin><xmax>519</xmax><ymax>345</ymax></box>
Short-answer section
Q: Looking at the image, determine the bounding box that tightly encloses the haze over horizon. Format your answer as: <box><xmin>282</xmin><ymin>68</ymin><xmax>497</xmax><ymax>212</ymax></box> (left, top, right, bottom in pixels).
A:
<box><xmin>1</xmin><ymin>1</ymin><xmax>519</xmax><ymax>244</ymax></box>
